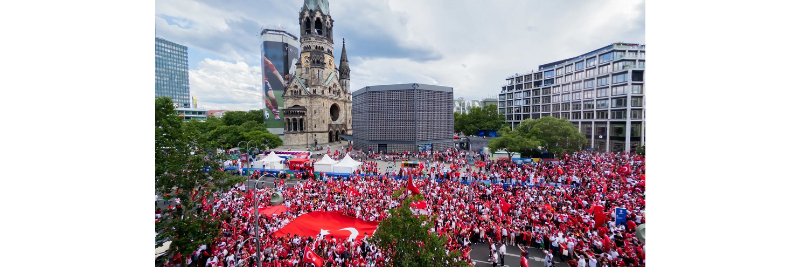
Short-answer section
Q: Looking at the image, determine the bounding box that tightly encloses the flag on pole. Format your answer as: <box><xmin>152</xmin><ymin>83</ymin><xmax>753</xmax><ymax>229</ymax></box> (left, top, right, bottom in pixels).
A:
<box><xmin>303</xmin><ymin>244</ymin><xmax>324</xmax><ymax>267</ymax></box>
<box><xmin>407</xmin><ymin>175</ymin><xmax>420</xmax><ymax>195</ymax></box>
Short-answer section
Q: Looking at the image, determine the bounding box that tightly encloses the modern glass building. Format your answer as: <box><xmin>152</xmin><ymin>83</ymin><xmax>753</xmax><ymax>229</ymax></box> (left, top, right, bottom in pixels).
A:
<box><xmin>499</xmin><ymin>43</ymin><xmax>645</xmax><ymax>153</ymax></box>
<box><xmin>155</xmin><ymin>37</ymin><xmax>190</xmax><ymax>108</ymax></box>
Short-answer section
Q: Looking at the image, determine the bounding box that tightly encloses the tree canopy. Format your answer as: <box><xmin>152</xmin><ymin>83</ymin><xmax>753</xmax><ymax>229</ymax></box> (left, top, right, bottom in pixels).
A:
<box><xmin>183</xmin><ymin>109</ymin><xmax>282</xmax><ymax>151</ymax></box>
<box><xmin>488</xmin><ymin>116</ymin><xmax>587</xmax><ymax>158</ymax></box>
<box><xmin>454</xmin><ymin>104</ymin><xmax>506</xmax><ymax>136</ymax></box>
<box><xmin>487</xmin><ymin>127</ymin><xmax>539</xmax><ymax>159</ymax></box>
<box><xmin>155</xmin><ymin>97</ymin><xmax>246</xmax><ymax>266</ymax></box>
<box><xmin>370</xmin><ymin>192</ymin><xmax>470</xmax><ymax>267</ymax></box>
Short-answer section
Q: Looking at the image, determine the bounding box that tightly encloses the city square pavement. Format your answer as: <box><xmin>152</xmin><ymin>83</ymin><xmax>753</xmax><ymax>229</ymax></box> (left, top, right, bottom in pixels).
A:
<box><xmin>469</xmin><ymin>242</ymin><xmax>566</xmax><ymax>267</ymax></box>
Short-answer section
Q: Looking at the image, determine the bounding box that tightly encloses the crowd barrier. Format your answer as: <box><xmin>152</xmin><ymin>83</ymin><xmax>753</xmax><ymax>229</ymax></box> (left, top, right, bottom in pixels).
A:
<box><xmin>223</xmin><ymin>167</ymin><xmax>576</xmax><ymax>190</ymax></box>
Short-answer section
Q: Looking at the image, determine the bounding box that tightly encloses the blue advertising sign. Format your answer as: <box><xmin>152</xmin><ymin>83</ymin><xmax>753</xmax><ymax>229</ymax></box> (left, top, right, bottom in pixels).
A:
<box><xmin>615</xmin><ymin>208</ymin><xmax>627</xmax><ymax>226</ymax></box>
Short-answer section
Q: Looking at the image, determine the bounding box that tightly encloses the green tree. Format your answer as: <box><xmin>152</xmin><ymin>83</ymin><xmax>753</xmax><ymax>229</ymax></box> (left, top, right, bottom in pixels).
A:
<box><xmin>636</xmin><ymin>145</ymin><xmax>645</xmax><ymax>156</ymax></box>
<box><xmin>245</xmin><ymin>109</ymin><xmax>267</xmax><ymax>124</ymax></box>
<box><xmin>155</xmin><ymin>97</ymin><xmax>245</xmax><ymax>266</ymax></box>
<box><xmin>515</xmin><ymin>116</ymin><xmax>587</xmax><ymax>156</ymax></box>
<box><xmin>453</xmin><ymin>105</ymin><xmax>506</xmax><ymax>136</ymax></box>
<box><xmin>488</xmin><ymin>127</ymin><xmax>539</xmax><ymax>159</ymax></box>
<box><xmin>370</xmin><ymin>192</ymin><xmax>470</xmax><ymax>267</ymax></box>
<box><xmin>221</xmin><ymin>111</ymin><xmax>248</xmax><ymax>126</ymax></box>
<box><xmin>243</xmin><ymin>130</ymin><xmax>283</xmax><ymax>150</ymax></box>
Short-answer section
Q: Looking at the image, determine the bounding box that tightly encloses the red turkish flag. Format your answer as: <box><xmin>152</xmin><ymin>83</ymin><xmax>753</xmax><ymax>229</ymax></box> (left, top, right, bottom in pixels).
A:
<box><xmin>273</xmin><ymin>211</ymin><xmax>379</xmax><ymax>241</ymax></box>
<box><xmin>303</xmin><ymin>245</ymin><xmax>324</xmax><ymax>267</ymax></box>
<box><xmin>407</xmin><ymin>175</ymin><xmax>421</xmax><ymax>195</ymax></box>
<box><xmin>499</xmin><ymin>198</ymin><xmax>512</xmax><ymax>213</ymax></box>
<box><xmin>410</xmin><ymin>200</ymin><xmax>428</xmax><ymax>216</ymax></box>
<box><xmin>593</xmin><ymin>206</ymin><xmax>607</xmax><ymax>228</ymax></box>
<box><xmin>410</xmin><ymin>200</ymin><xmax>428</xmax><ymax>210</ymax></box>
<box><xmin>253</xmin><ymin>205</ymin><xmax>288</xmax><ymax>216</ymax></box>
<box><xmin>617</xmin><ymin>164</ymin><xmax>632</xmax><ymax>175</ymax></box>
<box><xmin>348</xmin><ymin>188</ymin><xmax>361</xmax><ymax>197</ymax></box>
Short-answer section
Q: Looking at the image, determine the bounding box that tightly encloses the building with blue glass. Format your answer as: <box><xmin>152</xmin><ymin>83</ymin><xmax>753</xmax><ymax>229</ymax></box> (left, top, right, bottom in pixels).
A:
<box><xmin>155</xmin><ymin>37</ymin><xmax>190</xmax><ymax>108</ymax></box>
<box><xmin>499</xmin><ymin>43</ymin><xmax>645</xmax><ymax>153</ymax></box>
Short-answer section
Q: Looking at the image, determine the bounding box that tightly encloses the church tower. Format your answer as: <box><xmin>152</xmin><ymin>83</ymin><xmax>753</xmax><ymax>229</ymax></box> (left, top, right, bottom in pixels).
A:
<box><xmin>339</xmin><ymin>38</ymin><xmax>350</xmax><ymax>93</ymax></box>
<box><xmin>282</xmin><ymin>0</ymin><xmax>352</xmax><ymax>146</ymax></box>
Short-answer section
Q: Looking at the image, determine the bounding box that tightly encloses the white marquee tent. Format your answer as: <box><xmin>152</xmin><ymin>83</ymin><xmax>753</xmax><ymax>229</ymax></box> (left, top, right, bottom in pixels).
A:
<box><xmin>254</xmin><ymin>152</ymin><xmax>284</xmax><ymax>169</ymax></box>
<box><xmin>332</xmin><ymin>154</ymin><xmax>362</xmax><ymax>174</ymax></box>
<box><xmin>314</xmin><ymin>154</ymin><xmax>338</xmax><ymax>173</ymax></box>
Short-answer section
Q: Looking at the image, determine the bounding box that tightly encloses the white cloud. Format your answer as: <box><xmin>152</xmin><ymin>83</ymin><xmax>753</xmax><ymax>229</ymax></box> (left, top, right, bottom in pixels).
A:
<box><xmin>189</xmin><ymin>59</ymin><xmax>263</xmax><ymax>111</ymax></box>
<box><xmin>158</xmin><ymin>0</ymin><xmax>645</xmax><ymax>108</ymax></box>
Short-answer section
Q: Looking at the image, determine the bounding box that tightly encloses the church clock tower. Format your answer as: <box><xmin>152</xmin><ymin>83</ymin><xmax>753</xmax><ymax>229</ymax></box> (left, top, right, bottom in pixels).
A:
<box><xmin>282</xmin><ymin>0</ymin><xmax>352</xmax><ymax>146</ymax></box>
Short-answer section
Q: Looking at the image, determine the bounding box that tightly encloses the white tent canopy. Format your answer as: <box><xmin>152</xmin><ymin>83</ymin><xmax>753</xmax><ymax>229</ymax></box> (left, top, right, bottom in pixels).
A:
<box><xmin>314</xmin><ymin>154</ymin><xmax>338</xmax><ymax>173</ymax></box>
<box><xmin>254</xmin><ymin>152</ymin><xmax>284</xmax><ymax>169</ymax></box>
<box><xmin>333</xmin><ymin>154</ymin><xmax>362</xmax><ymax>174</ymax></box>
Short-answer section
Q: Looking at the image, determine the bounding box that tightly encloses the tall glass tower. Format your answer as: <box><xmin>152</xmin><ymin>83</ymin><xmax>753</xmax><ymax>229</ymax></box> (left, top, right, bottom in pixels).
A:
<box><xmin>155</xmin><ymin>37</ymin><xmax>190</xmax><ymax>108</ymax></box>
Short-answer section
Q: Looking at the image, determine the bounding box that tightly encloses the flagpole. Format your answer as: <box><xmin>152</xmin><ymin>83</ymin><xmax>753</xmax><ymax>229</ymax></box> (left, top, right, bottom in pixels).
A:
<box><xmin>252</xmin><ymin>174</ymin><xmax>269</xmax><ymax>267</ymax></box>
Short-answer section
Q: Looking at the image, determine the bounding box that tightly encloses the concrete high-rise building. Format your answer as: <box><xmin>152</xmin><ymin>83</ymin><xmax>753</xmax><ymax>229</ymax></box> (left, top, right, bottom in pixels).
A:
<box><xmin>352</xmin><ymin>83</ymin><xmax>454</xmax><ymax>153</ymax></box>
<box><xmin>260</xmin><ymin>28</ymin><xmax>299</xmax><ymax>137</ymax></box>
<box><xmin>155</xmin><ymin>37</ymin><xmax>190</xmax><ymax>108</ymax></box>
<box><xmin>499</xmin><ymin>42</ymin><xmax>645</xmax><ymax>153</ymax></box>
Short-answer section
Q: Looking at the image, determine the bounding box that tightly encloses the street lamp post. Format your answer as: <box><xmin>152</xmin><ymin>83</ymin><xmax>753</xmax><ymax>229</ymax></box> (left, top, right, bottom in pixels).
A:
<box><xmin>244</xmin><ymin>140</ymin><xmax>254</xmax><ymax>169</ymax></box>
<box><xmin>251</xmin><ymin>174</ymin><xmax>271</xmax><ymax>267</ymax></box>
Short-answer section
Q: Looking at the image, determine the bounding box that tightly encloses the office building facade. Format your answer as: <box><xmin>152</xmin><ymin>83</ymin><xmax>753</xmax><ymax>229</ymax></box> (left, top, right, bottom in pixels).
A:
<box><xmin>352</xmin><ymin>83</ymin><xmax>454</xmax><ymax>153</ymax></box>
<box><xmin>155</xmin><ymin>37</ymin><xmax>190</xmax><ymax>108</ymax></box>
<box><xmin>454</xmin><ymin>97</ymin><xmax>499</xmax><ymax>114</ymax></box>
<box><xmin>175</xmin><ymin>108</ymin><xmax>207</xmax><ymax>122</ymax></box>
<box><xmin>499</xmin><ymin>43</ymin><xmax>645</xmax><ymax>153</ymax></box>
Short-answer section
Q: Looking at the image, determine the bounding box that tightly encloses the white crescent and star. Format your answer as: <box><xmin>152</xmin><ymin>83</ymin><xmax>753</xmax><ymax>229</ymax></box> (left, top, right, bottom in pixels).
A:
<box><xmin>338</xmin><ymin>227</ymin><xmax>359</xmax><ymax>241</ymax></box>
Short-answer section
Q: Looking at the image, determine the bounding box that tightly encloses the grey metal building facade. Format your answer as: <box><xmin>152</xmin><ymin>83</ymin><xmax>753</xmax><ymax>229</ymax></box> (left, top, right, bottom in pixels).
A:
<box><xmin>155</xmin><ymin>37</ymin><xmax>190</xmax><ymax>108</ymax></box>
<box><xmin>352</xmin><ymin>83</ymin><xmax>454</xmax><ymax>153</ymax></box>
<box><xmin>499</xmin><ymin>43</ymin><xmax>645</xmax><ymax>153</ymax></box>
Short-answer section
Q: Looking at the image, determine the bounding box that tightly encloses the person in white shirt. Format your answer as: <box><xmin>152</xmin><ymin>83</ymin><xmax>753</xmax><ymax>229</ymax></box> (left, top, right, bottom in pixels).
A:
<box><xmin>499</xmin><ymin>243</ymin><xmax>506</xmax><ymax>266</ymax></box>
<box><xmin>608</xmin><ymin>249</ymin><xmax>619</xmax><ymax>260</ymax></box>
<box><xmin>577</xmin><ymin>255</ymin><xmax>586</xmax><ymax>267</ymax></box>
<box><xmin>588</xmin><ymin>255</ymin><xmax>597</xmax><ymax>267</ymax></box>
<box><xmin>491</xmin><ymin>249</ymin><xmax>499</xmax><ymax>267</ymax></box>
<box><xmin>544</xmin><ymin>250</ymin><xmax>554</xmax><ymax>267</ymax></box>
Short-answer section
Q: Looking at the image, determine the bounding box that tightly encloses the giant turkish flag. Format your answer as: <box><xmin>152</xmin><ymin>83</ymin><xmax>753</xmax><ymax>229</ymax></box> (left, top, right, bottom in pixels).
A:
<box><xmin>253</xmin><ymin>205</ymin><xmax>288</xmax><ymax>216</ymax></box>
<box><xmin>273</xmin><ymin>211</ymin><xmax>380</xmax><ymax>241</ymax></box>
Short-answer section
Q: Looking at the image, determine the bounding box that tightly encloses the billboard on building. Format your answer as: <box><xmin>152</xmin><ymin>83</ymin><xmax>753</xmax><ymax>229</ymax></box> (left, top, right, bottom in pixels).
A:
<box><xmin>261</xmin><ymin>31</ymin><xmax>299</xmax><ymax>134</ymax></box>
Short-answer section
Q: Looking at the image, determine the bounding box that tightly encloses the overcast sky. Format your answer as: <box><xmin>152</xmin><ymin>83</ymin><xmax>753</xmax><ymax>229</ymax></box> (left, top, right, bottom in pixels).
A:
<box><xmin>155</xmin><ymin>0</ymin><xmax>645</xmax><ymax>110</ymax></box>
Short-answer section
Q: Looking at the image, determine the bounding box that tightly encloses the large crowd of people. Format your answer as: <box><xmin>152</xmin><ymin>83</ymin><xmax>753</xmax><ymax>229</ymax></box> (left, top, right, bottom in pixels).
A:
<box><xmin>157</xmin><ymin>148</ymin><xmax>645</xmax><ymax>267</ymax></box>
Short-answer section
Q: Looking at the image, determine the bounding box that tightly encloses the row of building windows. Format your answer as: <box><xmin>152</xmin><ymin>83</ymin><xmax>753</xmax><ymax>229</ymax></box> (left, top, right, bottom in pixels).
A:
<box><xmin>499</xmin><ymin>85</ymin><xmax>643</xmax><ymax>101</ymax></box>
<box><xmin>504</xmin><ymin>67</ymin><xmax>644</xmax><ymax>93</ymax></box>
<box><xmin>499</xmin><ymin>97</ymin><xmax>643</xmax><ymax>109</ymax></box>
<box><xmin>502</xmin><ymin>109</ymin><xmax>644</xmax><ymax>120</ymax></box>
<box><xmin>507</xmin><ymin>52</ymin><xmax>645</xmax><ymax>85</ymax></box>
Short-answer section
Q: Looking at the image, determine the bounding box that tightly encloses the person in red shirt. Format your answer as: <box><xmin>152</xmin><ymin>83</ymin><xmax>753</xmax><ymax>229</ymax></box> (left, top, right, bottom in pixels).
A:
<box><xmin>518</xmin><ymin>245</ymin><xmax>530</xmax><ymax>267</ymax></box>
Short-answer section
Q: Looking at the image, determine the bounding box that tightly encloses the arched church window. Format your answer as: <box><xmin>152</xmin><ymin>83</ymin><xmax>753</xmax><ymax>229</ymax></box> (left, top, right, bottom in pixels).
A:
<box><xmin>314</xmin><ymin>18</ymin><xmax>323</xmax><ymax>35</ymax></box>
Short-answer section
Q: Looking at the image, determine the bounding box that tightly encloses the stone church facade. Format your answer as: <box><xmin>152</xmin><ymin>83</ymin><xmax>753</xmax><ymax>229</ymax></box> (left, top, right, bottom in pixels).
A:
<box><xmin>283</xmin><ymin>0</ymin><xmax>352</xmax><ymax>146</ymax></box>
